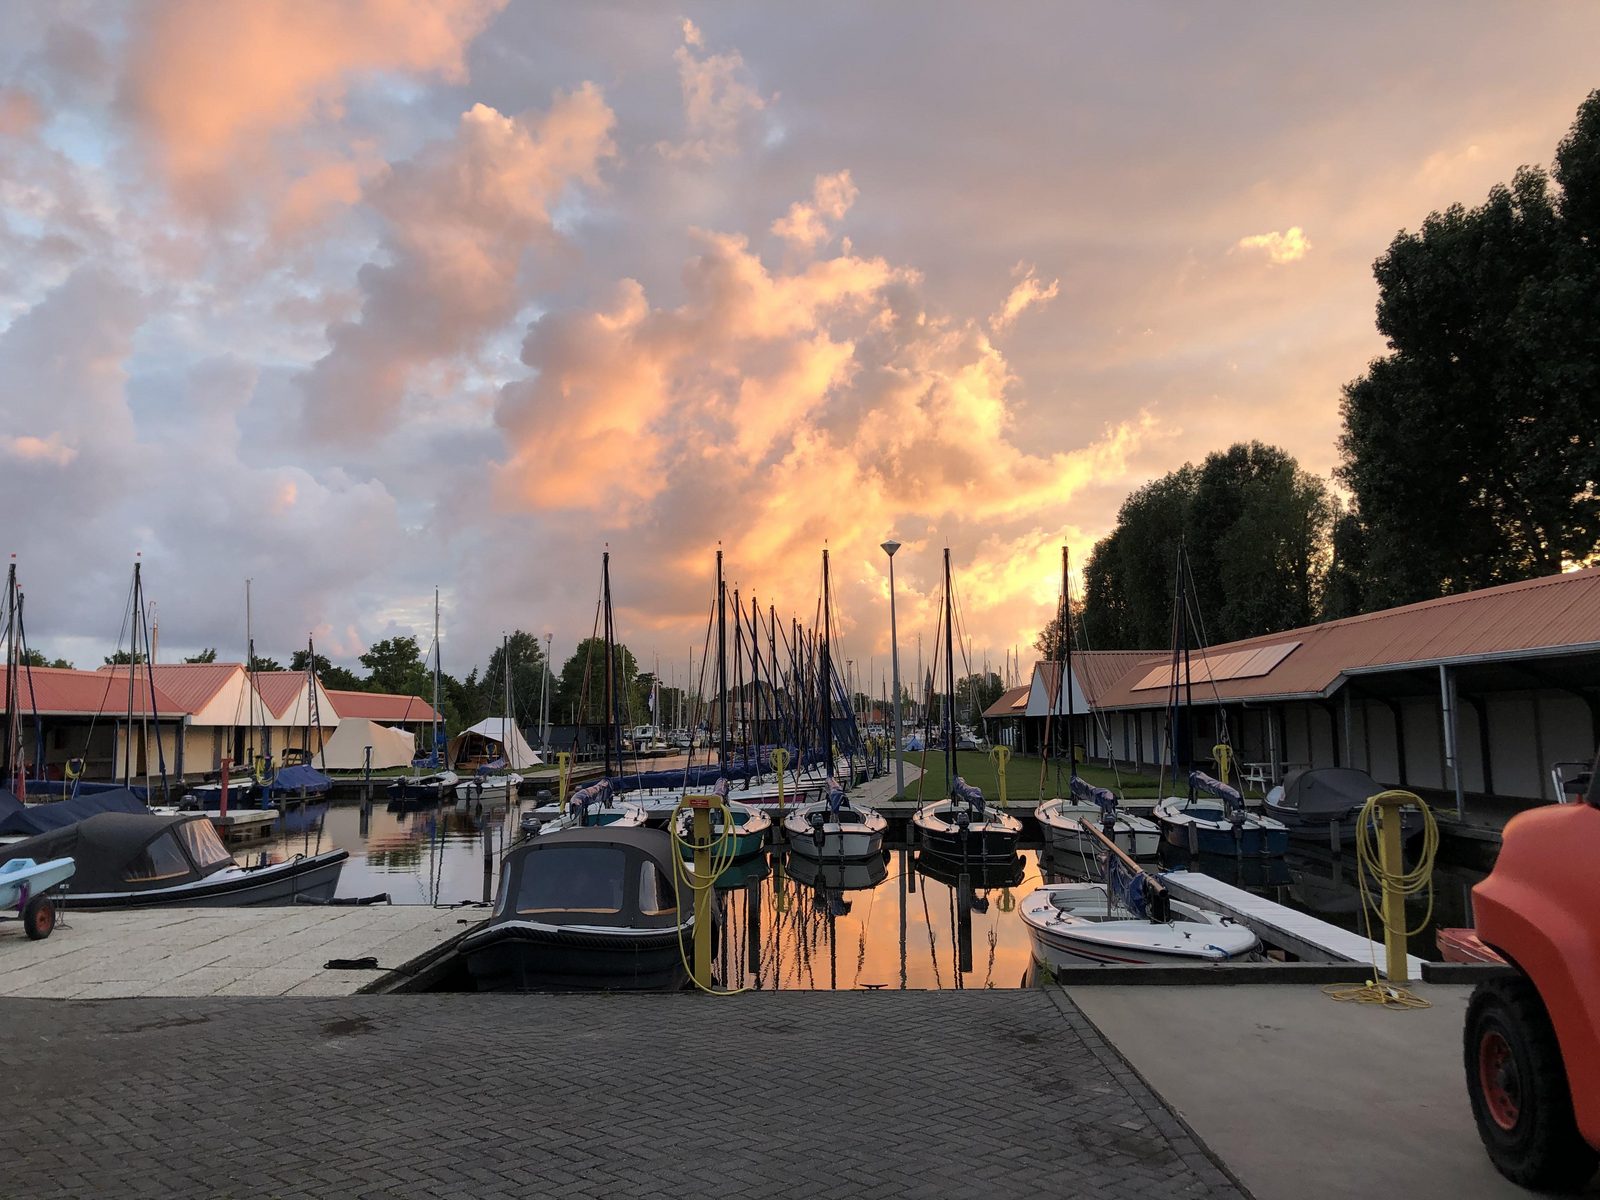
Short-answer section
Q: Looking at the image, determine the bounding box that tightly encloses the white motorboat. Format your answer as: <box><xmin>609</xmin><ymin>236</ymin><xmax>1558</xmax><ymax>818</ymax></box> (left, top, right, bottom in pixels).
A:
<box><xmin>455</xmin><ymin>772</ymin><xmax>524</xmax><ymax>808</ymax></box>
<box><xmin>1037</xmin><ymin>778</ymin><xmax>1159</xmax><ymax>860</ymax></box>
<box><xmin>1020</xmin><ymin>881</ymin><xmax>1260</xmax><ymax>967</ymax></box>
<box><xmin>782</xmin><ymin>791</ymin><xmax>887</xmax><ymax>860</ymax></box>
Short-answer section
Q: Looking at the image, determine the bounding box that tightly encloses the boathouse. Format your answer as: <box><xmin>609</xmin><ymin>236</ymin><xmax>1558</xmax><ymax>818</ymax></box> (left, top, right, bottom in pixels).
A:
<box><xmin>1027</xmin><ymin>566</ymin><xmax>1600</xmax><ymax>810</ymax></box>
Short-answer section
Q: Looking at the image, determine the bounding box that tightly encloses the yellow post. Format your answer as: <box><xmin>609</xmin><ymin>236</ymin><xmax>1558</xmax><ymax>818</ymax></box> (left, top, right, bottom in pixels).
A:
<box><xmin>770</xmin><ymin>747</ymin><xmax>789</xmax><ymax>824</ymax></box>
<box><xmin>557</xmin><ymin>752</ymin><xmax>572</xmax><ymax>811</ymax></box>
<box><xmin>1374</xmin><ymin>792</ymin><xmax>1410</xmax><ymax>984</ymax></box>
<box><xmin>988</xmin><ymin>744</ymin><xmax>1011</xmax><ymax>808</ymax></box>
<box><xmin>690</xmin><ymin>796</ymin><xmax>714</xmax><ymax>989</ymax></box>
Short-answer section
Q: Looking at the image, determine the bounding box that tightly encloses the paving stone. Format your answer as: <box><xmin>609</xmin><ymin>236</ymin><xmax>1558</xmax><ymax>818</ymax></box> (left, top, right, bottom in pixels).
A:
<box><xmin>0</xmin><ymin>988</ymin><xmax>1244</xmax><ymax>1199</ymax></box>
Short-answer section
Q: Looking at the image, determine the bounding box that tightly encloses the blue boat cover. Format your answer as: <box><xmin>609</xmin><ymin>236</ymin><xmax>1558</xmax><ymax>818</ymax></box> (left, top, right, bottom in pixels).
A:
<box><xmin>0</xmin><ymin>787</ymin><xmax>148</xmax><ymax>837</ymax></box>
<box><xmin>569</xmin><ymin>779</ymin><xmax>614</xmax><ymax>811</ymax></box>
<box><xmin>951</xmin><ymin>776</ymin><xmax>987</xmax><ymax>819</ymax></box>
<box><xmin>1070</xmin><ymin>776</ymin><xmax>1119</xmax><ymax>814</ymax></box>
<box><xmin>25</xmin><ymin>779</ymin><xmax>152</xmax><ymax>802</ymax></box>
<box><xmin>262</xmin><ymin>765</ymin><xmax>333</xmax><ymax>797</ymax></box>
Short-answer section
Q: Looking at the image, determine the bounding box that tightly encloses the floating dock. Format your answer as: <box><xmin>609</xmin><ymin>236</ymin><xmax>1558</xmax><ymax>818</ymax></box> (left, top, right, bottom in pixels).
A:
<box><xmin>1161</xmin><ymin>869</ymin><xmax>1425</xmax><ymax>979</ymax></box>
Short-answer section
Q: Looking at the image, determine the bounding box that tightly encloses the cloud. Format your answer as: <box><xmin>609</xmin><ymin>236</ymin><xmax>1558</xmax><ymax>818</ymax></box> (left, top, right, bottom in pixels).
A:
<box><xmin>1</xmin><ymin>433</ymin><xmax>77</xmax><ymax>466</ymax></box>
<box><xmin>0</xmin><ymin>87</ymin><xmax>42</xmax><ymax>137</ymax></box>
<box><xmin>121</xmin><ymin>0</ymin><xmax>505</xmax><ymax>216</ymax></box>
<box><xmin>990</xmin><ymin>265</ymin><xmax>1060</xmax><ymax>332</ymax></box>
<box><xmin>771</xmin><ymin>170</ymin><xmax>858</xmax><ymax>249</ymax></box>
<box><xmin>1234</xmin><ymin>226</ymin><xmax>1313</xmax><ymax>264</ymax></box>
<box><xmin>657</xmin><ymin>20</ymin><xmax>769</xmax><ymax>162</ymax></box>
<box><xmin>299</xmin><ymin>88</ymin><xmax>616</xmax><ymax>439</ymax></box>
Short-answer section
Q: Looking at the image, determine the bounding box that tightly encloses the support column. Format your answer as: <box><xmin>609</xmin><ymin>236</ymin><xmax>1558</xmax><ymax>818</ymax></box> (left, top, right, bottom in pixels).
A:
<box><xmin>1440</xmin><ymin>664</ymin><xmax>1465</xmax><ymax>819</ymax></box>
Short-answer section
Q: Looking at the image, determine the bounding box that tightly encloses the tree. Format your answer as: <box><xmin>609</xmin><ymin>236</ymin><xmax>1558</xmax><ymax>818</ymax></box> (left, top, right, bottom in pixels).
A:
<box><xmin>103</xmin><ymin>650</ymin><xmax>145</xmax><ymax>665</ymax></box>
<box><xmin>554</xmin><ymin>637</ymin><xmax>638</xmax><ymax>726</ymax></box>
<box><xmin>21</xmin><ymin>649</ymin><xmax>73</xmax><ymax>669</ymax></box>
<box><xmin>247</xmin><ymin>654</ymin><xmax>283</xmax><ymax>673</ymax></box>
<box><xmin>1338</xmin><ymin>91</ymin><xmax>1600</xmax><ymax>608</ymax></box>
<box><xmin>185</xmin><ymin>648</ymin><xmax>218</xmax><ymax>663</ymax></box>
<box><xmin>1065</xmin><ymin>443</ymin><xmax>1335</xmax><ymax>650</ymax></box>
<box><xmin>359</xmin><ymin>636</ymin><xmax>431</xmax><ymax>699</ymax></box>
<box><xmin>475</xmin><ymin>631</ymin><xmax>549</xmax><ymax>722</ymax></box>
<box><xmin>955</xmin><ymin>671</ymin><xmax>1004</xmax><ymax>724</ymax></box>
<box><xmin>288</xmin><ymin>648</ymin><xmax>364</xmax><ymax>691</ymax></box>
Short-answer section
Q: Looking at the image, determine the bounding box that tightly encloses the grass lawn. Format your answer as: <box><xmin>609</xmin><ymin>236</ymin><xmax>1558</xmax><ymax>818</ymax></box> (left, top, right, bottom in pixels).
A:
<box><xmin>896</xmin><ymin>751</ymin><xmax>1165</xmax><ymax>801</ymax></box>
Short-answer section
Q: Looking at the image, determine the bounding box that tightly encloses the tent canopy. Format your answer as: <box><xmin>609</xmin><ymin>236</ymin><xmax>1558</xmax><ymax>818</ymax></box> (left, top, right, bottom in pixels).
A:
<box><xmin>318</xmin><ymin>718</ymin><xmax>416</xmax><ymax>771</ymax></box>
<box><xmin>448</xmin><ymin>717</ymin><xmax>542</xmax><ymax>770</ymax></box>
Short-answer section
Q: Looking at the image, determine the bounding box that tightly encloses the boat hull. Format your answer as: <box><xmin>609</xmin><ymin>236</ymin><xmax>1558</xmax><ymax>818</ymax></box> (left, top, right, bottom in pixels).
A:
<box><xmin>460</xmin><ymin>920</ymin><xmax>691</xmax><ymax>991</ymax></box>
<box><xmin>784</xmin><ymin>826</ymin><xmax>884</xmax><ymax>861</ymax></box>
<box><xmin>61</xmin><ymin>851</ymin><xmax>348</xmax><ymax>910</ymax></box>
<box><xmin>1021</xmin><ymin>884</ymin><xmax>1260</xmax><ymax>968</ymax></box>
<box><xmin>1154</xmin><ymin>799</ymin><xmax>1289</xmax><ymax>857</ymax></box>
<box><xmin>1037</xmin><ymin>800</ymin><xmax>1160</xmax><ymax>859</ymax></box>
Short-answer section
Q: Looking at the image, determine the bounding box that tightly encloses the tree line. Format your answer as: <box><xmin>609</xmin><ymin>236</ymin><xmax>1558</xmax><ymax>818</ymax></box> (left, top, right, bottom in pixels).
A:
<box><xmin>1041</xmin><ymin>90</ymin><xmax>1600</xmax><ymax>656</ymax></box>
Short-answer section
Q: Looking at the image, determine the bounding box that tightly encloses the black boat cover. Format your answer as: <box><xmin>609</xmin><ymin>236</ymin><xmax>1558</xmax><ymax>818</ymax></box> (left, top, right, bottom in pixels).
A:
<box><xmin>1277</xmin><ymin>768</ymin><xmax>1383</xmax><ymax>820</ymax></box>
<box><xmin>0</xmin><ymin>812</ymin><xmax>231</xmax><ymax>894</ymax></box>
<box><xmin>0</xmin><ymin>787</ymin><xmax>148</xmax><ymax>837</ymax></box>
<box><xmin>491</xmin><ymin>825</ymin><xmax>689</xmax><ymax>931</ymax></box>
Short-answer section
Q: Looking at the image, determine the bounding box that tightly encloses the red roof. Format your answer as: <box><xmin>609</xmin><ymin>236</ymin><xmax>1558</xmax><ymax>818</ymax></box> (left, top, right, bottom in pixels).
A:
<box><xmin>9</xmin><ymin>667</ymin><xmax>186</xmax><ymax>717</ymax></box>
<box><xmin>252</xmin><ymin>672</ymin><xmax>309</xmax><ymax>718</ymax></box>
<box><xmin>1034</xmin><ymin>652</ymin><xmax>1161</xmax><ymax>707</ymax></box>
<box><xmin>98</xmin><ymin>662</ymin><xmax>243</xmax><ymax>714</ymax></box>
<box><xmin>1092</xmin><ymin>566</ymin><xmax>1600</xmax><ymax>709</ymax></box>
<box><xmin>326</xmin><ymin>689</ymin><xmax>439</xmax><ymax>723</ymax></box>
<box><xmin>982</xmin><ymin>685</ymin><xmax>1030</xmax><ymax>720</ymax></box>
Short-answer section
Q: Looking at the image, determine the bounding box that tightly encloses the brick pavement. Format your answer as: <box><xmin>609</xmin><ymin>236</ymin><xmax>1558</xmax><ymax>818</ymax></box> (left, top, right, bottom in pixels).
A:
<box><xmin>1</xmin><ymin>988</ymin><xmax>1246</xmax><ymax>1199</ymax></box>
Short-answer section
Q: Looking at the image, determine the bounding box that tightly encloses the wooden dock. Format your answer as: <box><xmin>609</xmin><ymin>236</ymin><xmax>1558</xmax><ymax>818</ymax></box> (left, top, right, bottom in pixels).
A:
<box><xmin>1162</xmin><ymin>869</ymin><xmax>1425</xmax><ymax>980</ymax></box>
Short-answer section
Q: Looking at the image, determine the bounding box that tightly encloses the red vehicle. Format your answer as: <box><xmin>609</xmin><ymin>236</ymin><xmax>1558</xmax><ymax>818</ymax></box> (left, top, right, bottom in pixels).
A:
<box><xmin>1466</xmin><ymin>754</ymin><xmax>1600</xmax><ymax>1192</ymax></box>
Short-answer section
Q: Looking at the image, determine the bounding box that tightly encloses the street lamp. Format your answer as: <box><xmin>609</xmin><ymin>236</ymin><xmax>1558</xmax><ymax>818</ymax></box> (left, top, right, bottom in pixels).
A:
<box><xmin>881</xmin><ymin>539</ymin><xmax>905</xmax><ymax>798</ymax></box>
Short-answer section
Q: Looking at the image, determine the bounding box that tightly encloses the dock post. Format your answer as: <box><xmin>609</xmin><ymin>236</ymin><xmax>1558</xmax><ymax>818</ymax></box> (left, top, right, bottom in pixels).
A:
<box><xmin>1374</xmin><ymin>792</ymin><xmax>1413</xmax><ymax>984</ymax></box>
<box><xmin>691</xmin><ymin>797</ymin><xmax>713</xmax><ymax>989</ymax></box>
<box><xmin>482</xmin><ymin>817</ymin><xmax>493</xmax><ymax>905</ymax></box>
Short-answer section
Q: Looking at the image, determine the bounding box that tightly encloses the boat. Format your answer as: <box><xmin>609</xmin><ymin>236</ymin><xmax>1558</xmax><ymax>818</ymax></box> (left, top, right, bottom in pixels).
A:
<box><xmin>0</xmin><ymin>785</ymin><xmax>147</xmax><ymax>838</ymax></box>
<box><xmin>911</xmin><ymin>548</ymin><xmax>1023</xmax><ymax>863</ymax></box>
<box><xmin>674</xmin><ymin>797</ymin><xmax>772</xmax><ymax>862</ymax></box>
<box><xmin>1154</xmin><ymin>771</ymin><xmax>1290</xmax><ymax>857</ymax></box>
<box><xmin>0</xmin><ymin>855</ymin><xmax>75</xmax><ymax>938</ymax></box>
<box><xmin>0</xmin><ymin>812</ymin><xmax>346</xmax><ymax>908</ymax></box>
<box><xmin>459</xmin><ymin>825</ymin><xmax>693</xmax><ymax>991</ymax></box>
<box><xmin>1020</xmin><ymin>880</ymin><xmax>1260</xmax><ymax>967</ymax></box>
<box><xmin>1039</xmin><ymin>778</ymin><xmax>1160</xmax><ymax>860</ymax></box>
<box><xmin>1033</xmin><ymin>546</ymin><xmax>1160</xmax><ymax>860</ymax></box>
<box><xmin>521</xmin><ymin>780</ymin><xmax>647</xmax><ymax>839</ymax></box>
<box><xmin>1437</xmin><ymin>927</ymin><xmax>1506</xmax><ymax>965</ymax></box>
<box><xmin>782</xmin><ymin>784</ymin><xmax>887</xmax><ymax>860</ymax></box>
<box><xmin>1263</xmin><ymin>767</ymin><xmax>1423</xmax><ymax>847</ymax></box>
<box><xmin>456</xmin><ymin>770</ymin><xmax>524</xmax><ymax>807</ymax></box>
<box><xmin>913</xmin><ymin>847</ymin><xmax>1026</xmax><ymax>890</ymax></box>
<box><xmin>452</xmin><ymin>639</ymin><xmax>543</xmax><ymax>809</ymax></box>
<box><xmin>784</xmin><ymin>850</ymin><xmax>888</xmax><ymax>892</ymax></box>
<box><xmin>386</xmin><ymin>770</ymin><xmax>460</xmax><ymax>806</ymax></box>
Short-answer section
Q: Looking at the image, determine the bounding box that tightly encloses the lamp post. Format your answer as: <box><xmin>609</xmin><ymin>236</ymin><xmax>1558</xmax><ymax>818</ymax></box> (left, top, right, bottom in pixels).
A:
<box><xmin>881</xmin><ymin>539</ymin><xmax>905</xmax><ymax>798</ymax></box>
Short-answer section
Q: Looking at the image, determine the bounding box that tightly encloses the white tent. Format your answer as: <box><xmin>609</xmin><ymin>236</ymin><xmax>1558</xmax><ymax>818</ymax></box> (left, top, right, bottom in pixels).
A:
<box><xmin>449</xmin><ymin>717</ymin><xmax>543</xmax><ymax>770</ymax></box>
<box><xmin>320</xmin><ymin>718</ymin><xmax>416</xmax><ymax>771</ymax></box>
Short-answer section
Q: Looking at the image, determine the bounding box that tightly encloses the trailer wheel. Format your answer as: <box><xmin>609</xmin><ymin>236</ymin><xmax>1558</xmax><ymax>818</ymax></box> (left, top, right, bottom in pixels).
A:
<box><xmin>1465</xmin><ymin>976</ymin><xmax>1599</xmax><ymax>1192</ymax></box>
<box><xmin>22</xmin><ymin>894</ymin><xmax>56</xmax><ymax>940</ymax></box>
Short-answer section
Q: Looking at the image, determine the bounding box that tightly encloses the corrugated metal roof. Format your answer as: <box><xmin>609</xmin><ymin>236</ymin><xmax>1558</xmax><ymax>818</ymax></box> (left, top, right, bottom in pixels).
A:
<box><xmin>326</xmin><ymin>689</ymin><xmax>439</xmax><ymax>723</ymax></box>
<box><xmin>982</xmin><ymin>685</ymin><xmax>1031</xmax><ymax>719</ymax></box>
<box><xmin>1092</xmin><ymin>565</ymin><xmax>1600</xmax><ymax>710</ymax></box>
<box><xmin>252</xmin><ymin>672</ymin><xmax>307</xmax><ymax>718</ymax></box>
<box><xmin>1035</xmin><ymin>652</ymin><xmax>1161</xmax><ymax>707</ymax></box>
<box><xmin>98</xmin><ymin>662</ymin><xmax>243</xmax><ymax>714</ymax></box>
<box><xmin>9</xmin><ymin>667</ymin><xmax>186</xmax><ymax>716</ymax></box>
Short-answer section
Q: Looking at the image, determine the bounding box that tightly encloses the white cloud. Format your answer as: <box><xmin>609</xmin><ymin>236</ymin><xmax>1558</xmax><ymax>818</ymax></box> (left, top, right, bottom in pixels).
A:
<box><xmin>1234</xmin><ymin>226</ymin><xmax>1313</xmax><ymax>264</ymax></box>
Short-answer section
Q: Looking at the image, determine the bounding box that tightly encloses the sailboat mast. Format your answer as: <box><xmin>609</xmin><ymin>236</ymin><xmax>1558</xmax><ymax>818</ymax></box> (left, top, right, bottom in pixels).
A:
<box><xmin>431</xmin><ymin>588</ymin><xmax>441</xmax><ymax>768</ymax></box>
<box><xmin>1063</xmin><ymin>545</ymin><xmax>1076</xmax><ymax>784</ymax></box>
<box><xmin>245</xmin><ymin>578</ymin><xmax>255</xmax><ymax>766</ymax></box>
<box><xmin>943</xmin><ymin>547</ymin><xmax>955</xmax><ymax>787</ymax></box>
<box><xmin>716</xmin><ymin>550</ymin><xmax>729</xmax><ymax>767</ymax></box>
<box><xmin>822</xmin><ymin>548</ymin><xmax>834</xmax><ymax>776</ymax></box>
<box><xmin>504</xmin><ymin>632</ymin><xmax>513</xmax><ymax>769</ymax></box>
<box><xmin>2</xmin><ymin>561</ymin><xmax>16</xmax><ymax>792</ymax></box>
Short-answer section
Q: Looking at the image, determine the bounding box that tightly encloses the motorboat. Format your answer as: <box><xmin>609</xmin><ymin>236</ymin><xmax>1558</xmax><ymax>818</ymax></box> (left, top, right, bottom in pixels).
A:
<box><xmin>911</xmin><ymin>777</ymin><xmax>1022</xmax><ymax>863</ymax></box>
<box><xmin>455</xmin><ymin>771</ymin><xmax>524</xmax><ymax>809</ymax></box>
<box><xmin>674</xmin><ymin>798</ymin><xmax>772</xmax><ymax>862</ymax></box>
<box><xmin>781</xmin><ymin>786</ymin><xmax>887</xmax><ymax>861</ymax></box>
<box><xmin>1153</xmin><ymin>771</ymin><xmax>1289</xmax><ymax>857</ymax></box>
<box><xmin>624</xmin><ymin>775</ymin><xmax>827</xmax><ymax>825</ymax></box>
<box><xmin>1020</xmin><ymin>881</ymin><xmax>1260</xmax><ymax>967</ymax></box>
<box><xmin>0</xmin><ymin>812</ymin><xmax>346</xmax><ymax>908</ymax></box>
<box><xmin>459</xmin><ymin>825</ymin><xmax>693</xmax><ymax>991</ymax></box>
<box><xmin>1263</xmin><ymin>767</ymin><xmax>1424</xmax><ymax>847</ymax></box>
<box><xmin>1037</xmin><ymin>777</ymin><xmax>1160</xmax><ymax>860</ymax></box>
<box><xmin>914</xmin><ymin>849</ymin><xmax>1026</xmax><ymax>890</ymax></box>
<box><xmin>522</xmin><ymin>779</ymin><xmax>647</xmax><ymax>839</ymax></box>
<box><xmin>387</xmin><ymin>770</ymin><xmax>460</xmax><ymax>807</ymax></box>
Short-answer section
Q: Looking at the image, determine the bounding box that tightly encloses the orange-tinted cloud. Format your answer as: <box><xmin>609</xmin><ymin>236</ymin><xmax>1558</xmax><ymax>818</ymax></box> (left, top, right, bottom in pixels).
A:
<box><xmin>772</xmin><ymin>171</ymin><xmax>858</xmax><ymax>249</ymax></box>
<box><xmin>123</xmin><ymin>0</ymin><xmax>505</xmax><ymax>215</ymax></box>
<box><xmin>990</xmin><ymin>264</ymin><xmax>1060</xmax><ymax>332</ymax></box>
<box><xmin>1234</xmin><ymin>226</ymin><xmax>1312</xmax><ymax>264</ymax></box>
<box><xmin>658</xmin><ymin>19</ymin><xmax>770</xmax><ymax>162</ymax></box>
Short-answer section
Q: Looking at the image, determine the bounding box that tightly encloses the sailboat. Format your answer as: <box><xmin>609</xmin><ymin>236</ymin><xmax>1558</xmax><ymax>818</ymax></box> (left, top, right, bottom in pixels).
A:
<box><xmin>784</xmin><ymin>549</ymin><xmax>888</xmax><ymax>861</ymax></box>
<box><xmin>387</xmin><ymin>589</ymin><xmax>458</xmax><ymax>806</ymax></box>
<box><xmin>1033</xmin><ymin>547</ymin><xmax>1159</xmax><ymax>859</ymax></box>
<box><xmin>453</xmin><ymin>633</ymin><xmax>538</xmax><ymax>808</ymax></box>
<box><xmin>1149</xmin><ymin>548</ymin><xmax>1288</xmax><ymax>857</ymax></box>
<box><xmin>911</xmin><ymin>548</ymin><xmax>1022</xmax><ymax>862</ymax></box>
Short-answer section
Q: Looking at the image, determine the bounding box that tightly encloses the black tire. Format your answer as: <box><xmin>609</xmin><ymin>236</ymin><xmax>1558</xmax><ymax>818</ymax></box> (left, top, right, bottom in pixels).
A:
<box><xmin>22</xmin><ymin>894</ymin><xmax>55</xmax><ymax>940</ymax></box>
<box><xmin>1465</xmin><ymin>976</ymin><xmax>1599</xmax><ymax>1192</ymax></box>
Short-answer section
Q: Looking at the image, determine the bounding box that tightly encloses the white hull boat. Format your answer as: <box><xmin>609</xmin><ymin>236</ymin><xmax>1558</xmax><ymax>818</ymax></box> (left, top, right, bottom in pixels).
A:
<box><xmin>782</xmin><ymin>798</ymin><xmax>887</xmax><ymax>860</ymax></box>
<box><xmin>1037</xmin><ymin>798</ymin><xmax>1160</xmax><ymax>859</ymax></box>
<box><xmin>455</xmin><ymin>773</ymin><xmax>524</xmax><ymax>807</ymax></box>
<box><xmin>1020</xmin><ymin>882</ymin><xmax>1260</xmax><ymax>968</ymax></box>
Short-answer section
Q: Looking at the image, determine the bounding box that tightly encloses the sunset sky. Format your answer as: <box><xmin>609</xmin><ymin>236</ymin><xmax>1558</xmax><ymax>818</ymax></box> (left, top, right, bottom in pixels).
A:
<box><xmin>3</xmin><ymin>2</ymin><xmax>1598</xmax><ymax>692</ymax></box>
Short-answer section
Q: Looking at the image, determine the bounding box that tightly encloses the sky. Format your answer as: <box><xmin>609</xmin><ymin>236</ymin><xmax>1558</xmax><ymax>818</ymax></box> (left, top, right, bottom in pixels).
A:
<box><xmin>2</xmin><ymin>1</ymin><xmax>1598</xmax><ymax>695</ymax></box>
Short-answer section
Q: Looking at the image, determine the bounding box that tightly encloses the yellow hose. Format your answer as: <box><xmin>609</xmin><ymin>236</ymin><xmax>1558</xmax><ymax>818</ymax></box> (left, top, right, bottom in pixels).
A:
<box><xmin>669</xmin><ymin>794</ymin><xmax>749</xmax><ymax>996</ymax></box>
<box><xmin>1324</xmin><ymin>788</ymin><xmax>1438</xmax><ymax>1010</ymax></box>
<box><xmin>988</xmin><ymin>744</ymin><xmax>1011</xmax><ymax>807</ymax></box>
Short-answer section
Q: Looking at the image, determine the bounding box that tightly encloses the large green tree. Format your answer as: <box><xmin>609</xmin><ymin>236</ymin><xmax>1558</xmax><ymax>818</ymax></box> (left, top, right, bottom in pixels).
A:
<box><xmin>1338</xmin><ymin>91</ymin><xmax>1600</xmax><ymax>609</ymax></box>
<box><xmin>288</xmin><ymin>648</ymin><xmax>364</xmax><ymax>691</ymax></box>
<box><xmin>21</xmin><ymin>649</ymin><xmax>73</xmax><ymax>669</ymax></box>
<box><xmin>553</xmin><ymin>637</ymin><xmax>638</xmax><ymax>726</ymax></box>
<box><xmin>474</xmin><ymin>631</ymin><xmax>550</xmax><ymax>722</ymax></box>
<box><xmin>1066</xmin><ymin>443</ymin><xmax>1334</xmax><ymax>651</ymax></box>
<box><xmin>359</xmin><ymin>636</ymin><xmax>432</xmax><ymax>699</ymax></box>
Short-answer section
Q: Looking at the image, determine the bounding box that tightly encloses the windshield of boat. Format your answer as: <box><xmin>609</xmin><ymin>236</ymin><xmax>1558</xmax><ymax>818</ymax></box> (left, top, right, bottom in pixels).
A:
<box><xmin>177</xmin><ymin>818</ymin><xmax>236</xmax><ymax>870</ymax></box>
<box><xmin>516</xmin><ymin>847</ymin><xmax>626</xmax><ymax>915</ymax></box>
<box><xmin>638</xmin><ymin>859</ymin><xmax>676</xmax><ymax>916</ymax></box>
<box><xmin>122</xmin><ymin>831</ymin><xmax>193</xmax><ymax>883</ymax></box>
